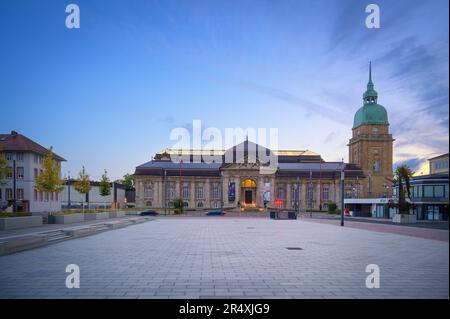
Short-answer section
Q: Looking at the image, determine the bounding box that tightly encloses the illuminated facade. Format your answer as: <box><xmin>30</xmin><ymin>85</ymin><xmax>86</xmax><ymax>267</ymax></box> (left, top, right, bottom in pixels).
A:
<box><xmin>134</xmin><ymin>64</ymin><xmax>394</xmax><ymax>216</ymax></box>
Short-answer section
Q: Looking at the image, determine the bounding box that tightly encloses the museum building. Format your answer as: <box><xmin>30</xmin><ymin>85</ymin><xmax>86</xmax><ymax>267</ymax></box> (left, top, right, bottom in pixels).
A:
<box><xmin>134</xmin><ymin>64</ymin><xmax>394</xmax><ymax>216</ymax></box>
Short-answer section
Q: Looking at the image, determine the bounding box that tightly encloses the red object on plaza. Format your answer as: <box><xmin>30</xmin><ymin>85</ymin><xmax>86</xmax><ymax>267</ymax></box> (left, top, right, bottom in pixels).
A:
<box><xmin>275</xmin><ymin>199</ymin><xmax>284</xmax><ymax>207</ymax></box>
<box><xmin>344</xmin><ymin>208</ymin><xmax>350</xmax><ymax>216</ymax></box>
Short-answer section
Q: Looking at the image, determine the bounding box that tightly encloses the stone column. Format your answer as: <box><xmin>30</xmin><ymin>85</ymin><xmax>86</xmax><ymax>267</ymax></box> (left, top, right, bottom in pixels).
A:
<box><xmin>270</xmin><ymin>176</ymin><xmax>275</xmax><ymax>206</ymax></box>
<box><xmin>286</xmin><ymin>181</ymin><xmax>292</xmax><ymax>209</ymax></box>
<box><xmin>300</xmin><ymin>180</ymin><xmax>307</xmax><ymax>211</ymax></box>
<box><xmin>190</xmin><ymin>179</ymin><xmax>195</xmax><ymax>208</ymax></box>
<box><xmin>235</xmin><ymin>177</ymin><xmax>240</xmax><ymax>206</ymax></box>
<box><xmin>222</xmin><ymin>175</ymin><xmax>228</xmax><ymax>206</ymax></box>
<box><xmin>205</xmin><ymin>178</ymin><xmax>211</xmax><ymax>208</ymax></box>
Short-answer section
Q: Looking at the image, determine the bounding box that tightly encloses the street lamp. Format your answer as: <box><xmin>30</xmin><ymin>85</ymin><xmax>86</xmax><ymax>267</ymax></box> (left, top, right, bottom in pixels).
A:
<box><xmin>67</xmin><ymin>171</ymin><xmax>71</xmax><ymax>209</ymax></box>
<box><xmin>340</xmin><ymin>163</ymin><xmax>345</xmax><ymax>227</ymax></box>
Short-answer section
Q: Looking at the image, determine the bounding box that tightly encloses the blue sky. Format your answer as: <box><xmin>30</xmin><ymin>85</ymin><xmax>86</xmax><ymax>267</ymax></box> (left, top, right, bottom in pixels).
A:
<box><xmin>0</xmin><ymin>0</ymin><xmax>448</xmax><ymax>181</ymax></box>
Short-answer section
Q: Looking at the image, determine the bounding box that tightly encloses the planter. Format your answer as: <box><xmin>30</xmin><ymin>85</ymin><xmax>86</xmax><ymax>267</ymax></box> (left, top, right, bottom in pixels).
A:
<box><xmin>108</xmin><ymin>211</ymin><xmax>126</xmax><ymax>218</ymax></box>
<box><xmin>83</xmin><ymin>212</ymin><xmax>110</xmax><ymax>221</ymax></box>
<box><xmin>392</xmin><ymin>213</ymin><xmax>417</xmax><ymax>224</ymax></box>
<box><xmin>0</xmin><ymin>216</ymin><xmax>43</xmax><ymax>230</ymax></box>
<box><xmin>53</xmin><ymin>213</ymin><xmax>84</xmax><ymax>224</ymax></box>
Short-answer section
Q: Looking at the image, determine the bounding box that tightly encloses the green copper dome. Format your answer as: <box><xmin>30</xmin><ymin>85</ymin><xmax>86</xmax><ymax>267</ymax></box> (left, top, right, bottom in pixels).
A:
<box><xmin>353</xmin><ymin>103</ymin><xmax>388</xmax><ymax>128</ymax></box>
<box><xmin>353</xmin><ymin>62</ymin><xmax>389</xmax><ymax>128</ymax></box>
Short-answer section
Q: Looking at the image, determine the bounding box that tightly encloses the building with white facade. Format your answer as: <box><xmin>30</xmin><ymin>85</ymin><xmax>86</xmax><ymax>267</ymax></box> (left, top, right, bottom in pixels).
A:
<box><xmin>0</xmin><ymin>131</ymin><xmax>65</xmax><ymax>213</ymax></box>
<box><xmin>60</xmin><ymin>181</ymin><xmax>129</xmax><ymax>210</ymax></box>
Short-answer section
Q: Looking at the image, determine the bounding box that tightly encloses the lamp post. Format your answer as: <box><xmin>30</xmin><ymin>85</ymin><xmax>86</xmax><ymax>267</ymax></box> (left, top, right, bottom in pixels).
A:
<box><xmin>164</xmin><ymin>169</ymin><xmax>167</xmax><ymax>216</ymax></box>
<box><xmin>13</xmin><ymin>159</ymin><xmax>17</xmax><ymax>213</ymax></box>
<box><xmin>340</xmin><ymin>163</ymin><xmax>345</xmax><ymax>227</ymax></box>
<box><xmin>309</xmin><ymin>170</ymin><xmax>313</xmax><ymax>218</ymax></box>
<box><xmin>67</xmin><ymin>171</ymin><xmax>71</xmax><ymax>209</ymax></box>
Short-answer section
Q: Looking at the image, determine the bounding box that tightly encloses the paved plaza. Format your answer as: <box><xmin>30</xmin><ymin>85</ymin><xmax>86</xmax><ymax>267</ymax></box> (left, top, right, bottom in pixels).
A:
<box><xmin>0</xmin><ymin>217</ymin><xmax>448</xmax><ymax>299</ymax></box>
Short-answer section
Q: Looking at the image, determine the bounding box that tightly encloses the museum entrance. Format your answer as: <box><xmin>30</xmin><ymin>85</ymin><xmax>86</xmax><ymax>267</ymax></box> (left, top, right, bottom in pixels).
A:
<box><xmin>240</xmin><ymin>178</ymin><xmax>257</xmax><ymax>208</ymax></box>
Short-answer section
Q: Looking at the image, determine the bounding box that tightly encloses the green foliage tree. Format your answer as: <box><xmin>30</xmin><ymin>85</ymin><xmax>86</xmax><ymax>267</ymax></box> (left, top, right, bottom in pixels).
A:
<box><xmin>99</xmin><ymin>170</ymin><xmax>111</xmax><ymax>197</ymax></box>
<box><xmin>171</xmin><ymin>197</ymin><xmax>184</xmax><ymax>215</ymax></box>
<box><xmin>327</xmin><ymin>202</ymin><xmax>338</xmax><ymax>214</ymax></box>
<box><xmin>0</xmin><ymin>153</ymin><xmax>10</xmax><ymax>185</ymax></box>
<box><xmin>389</xmin><ymin>165</ymin><xmax>414</xmax><ymax>214</ymax></box>
<box><xmin>34</xmin><ymin>147</ymin><xmax>65</xmax><ymax>211</ymax></box>
<box><xmin>116</xmin><ymin>173</ymin><xmax>134</xmax><ymax>187</ymax></box>
<box><xmin>74</xmin><ymin>166</ymin><xmax>91</xmax><ymax>212</ymax></box>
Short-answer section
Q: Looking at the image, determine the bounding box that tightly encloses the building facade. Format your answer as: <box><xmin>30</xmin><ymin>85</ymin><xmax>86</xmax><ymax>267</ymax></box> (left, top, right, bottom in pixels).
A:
<box><xmin>60</xmin><ymin>181</ymin><xmax>130</xmax><ymax>210</ymax></box>
<box><xmin>429</xmin><ymin>153</ymin><xmax>449</xmax><ymax>174</ymax></box>
<box><xmin>135</xmin><ymin>65</ymin><xmax>393</xmax><ymax>215</ymax></box>
<box><xmin>0</xmin><ymin>131</ymin><xmax>65</xmax><ymax>213</ymax></box>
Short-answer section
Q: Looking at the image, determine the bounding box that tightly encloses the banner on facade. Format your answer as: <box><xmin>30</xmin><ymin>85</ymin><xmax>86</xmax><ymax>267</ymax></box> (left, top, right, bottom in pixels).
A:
<box><xmin>228</xmin><ymin>182</ymin><xmax>236</xmax><ymax>202</ymax></box>
<box><xmin>263</xmin><ymin>182</ymin><xmax>271</xmax><ymax>202</ymax></box>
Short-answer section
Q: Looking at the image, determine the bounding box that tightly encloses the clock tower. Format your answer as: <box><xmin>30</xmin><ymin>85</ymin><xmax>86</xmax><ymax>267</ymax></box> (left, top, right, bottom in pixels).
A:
<box><xmin>348</xmin><ymin>63</ymin><xmax>394</xmax><ymax>198</ymax></box>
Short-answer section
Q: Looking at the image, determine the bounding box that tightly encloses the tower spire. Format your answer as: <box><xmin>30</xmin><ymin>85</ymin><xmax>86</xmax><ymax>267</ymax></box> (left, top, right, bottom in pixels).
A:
<box><xmin>363</xmin><ymin>61</ymin><xmax>378</xmax><ymax>103</ymax></box>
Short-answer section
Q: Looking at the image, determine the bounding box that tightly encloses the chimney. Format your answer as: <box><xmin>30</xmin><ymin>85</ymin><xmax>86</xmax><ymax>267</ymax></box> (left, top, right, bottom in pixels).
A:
<box><xmin>10</xmin><ymin>130</ymin><xmax>18</xmax><ymax>136</ymax></box>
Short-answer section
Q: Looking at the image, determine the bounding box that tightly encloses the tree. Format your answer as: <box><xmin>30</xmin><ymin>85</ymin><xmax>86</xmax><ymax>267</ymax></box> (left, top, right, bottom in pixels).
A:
<box><xmin>34</xmin><ymin>147</ymin><xmax>65</xmax><ymax>211</ymax></box>
<box><xmin>389</xmin><ymin>165</ymin><xmax>414</xmax><ymax>214</ymax></box>
<box><xmin>116</xmin><ymin>173</ymin><xmax>134</xmax><ymax>187</ymax></box>
<box><xmin>0</xmin><ymin>153</ymin><xmax>10</xmax><ymax>185</ymax></box>
<box><xmin>74</xmin><ymin>166</ymin><xmax>91</xmax><ymax>212</ymax></box>
<box><xmin>99</xmin><ymin>170</ymin><xmax>111</xmax><ymax>197</ymax></box>
<box><xmin>171</xmin><ymin>197</ymin><xmax>184</xmax><ymax>215</ymax></box>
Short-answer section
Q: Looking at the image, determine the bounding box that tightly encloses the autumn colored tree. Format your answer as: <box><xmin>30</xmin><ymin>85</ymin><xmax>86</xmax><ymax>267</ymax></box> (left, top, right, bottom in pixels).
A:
<box><xmin>0</xmin><ymin>153</ymin><xmax>10</xmax><ymax>185</ymax></box>
<box><xmin>34</xmin><ymin>147</ymin><xmax>65</xmax><ymax>211</ymax></box>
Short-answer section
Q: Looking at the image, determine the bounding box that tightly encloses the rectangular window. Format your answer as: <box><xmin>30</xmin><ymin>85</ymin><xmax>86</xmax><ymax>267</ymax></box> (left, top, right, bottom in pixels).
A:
<box><xmin>39</xmin><ymin>192</ymin><xmax>43</xmax><ymax>202</ymax></box>
<box><xmin>6</xmin><ymin>188</ymin><xmax>13</xmax><ymax>200</ymax></box>
<box><xmin>55</xmin><ymin>192</ymin><xmax>59</xmax><ymax>201</ymax></box>
<box><xmin>323</xmin><ymin>187</ymin><xmax>329</xmax><ymax>201</ymax></box>
<box><xmin>45</xmin><ymin>192</ymin><xmax>49</xmax><ymax>202</ymax></box>
<box><xmin>7</xmin><ymin>167</ymin><xmax>13</xmax><ymax>179</ymax></box>
<box><xmin>5</xmin><ymin>153</ymin><xmax>13</xmax><ymax>161</ymax></box>
<box><xmin>144</xmin><ymin>187</ymin><xmax>153</xmax><ymax>199</ymax></box>
<box><xmin>34</xmin><ymin>154</ymin><xmax>39</xmax><ymax>164</ymax></box>
<box><xmin>307</xmin><ymin>185</ymin><xmax>314</xmax><ymax>203</ymax></box>
<box><xmin>196</xmin><ymin>185</ymin><xmax>204</xmax><ymax>199</ymax></box>
<box><xmin>434</xmin><ymin>185</ymin><xmax>444</xmax><ymax>198</ymax></box>
<box><xmin>17</xmin><ymin>189</ymin><xmax>24</xmax><ymax>200</ymax></box>
<box><xmin>212</xmin><ymin>184</ymin><xmax>220</xmax><ymax>200</ymax></box>
<box><xmin>50</xmin><ymin>192</ymin><xmax>54</xmax><ymax>201</ymax></box>
<box><xmin>34</xmin><ymin>190</ymin><xmax>38</xmax><ymax>201</ymax></box>
<box><xmin>17</xmin><ymin>167</ymin><xmax>24</xmax><ymax>179</ymax></box>
<box><xmin>424</xmin><ymin>186</ymin><xmax>434</xmax><ymax>197</ymax></box>
<box><xmin>182</xmin><ymin>185</ymin><xmax>189</xmax><ymax>200</ymax></box>
<box><xmin>16</xmin><ymin>153</ymin><xmax>24</xmax><ymax>161</ymax></box>
<box><xmin>277</xmin><ymin>187</ymin><xmax>285</xmax><ymax>199</ymax></box>
<box><xmin>34</xmin><ymin>168</ymin><xmax>38</xmax><ymax>179</ymax></box>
